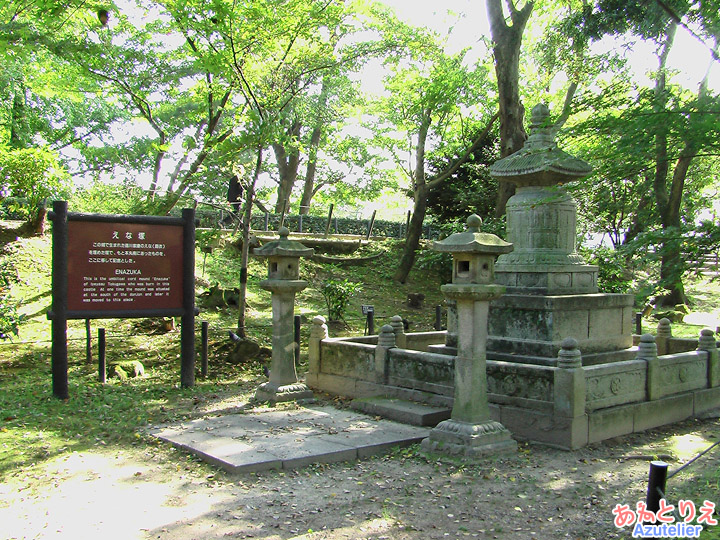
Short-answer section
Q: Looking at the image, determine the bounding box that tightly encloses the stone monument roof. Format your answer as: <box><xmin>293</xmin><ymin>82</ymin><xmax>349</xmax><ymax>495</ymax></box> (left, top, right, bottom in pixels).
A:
<box><xmin>489</xmin><ymin>104</ymin><xmax>592</xmax><ymax>186</ymax></box>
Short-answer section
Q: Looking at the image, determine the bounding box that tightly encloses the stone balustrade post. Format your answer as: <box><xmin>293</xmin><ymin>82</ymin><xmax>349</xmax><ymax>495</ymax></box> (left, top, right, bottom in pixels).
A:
<box><xmin>389</xmin><ymin>315</ymin><xmax>407</xmax><ymax>349</ymax></box>
<box><xmin>637</xmin><ymin>333</ymin><xmax>660</xmax><ymax>400</ymax></box>
<box><xmin>307</xmin><ymin>315</ymin><xmax>328</xmax><ymax>385</ymax></box>
<box><xmin>656</xmin><ymin>318</ymin><xmax>672</xmax><ymax>356</ymax></box>
<box><xmin>375</xmin><ymin>325</ymin><xmax>396</xmax><ymax>384</ymax></box>
<box><xmin>554</xmin><ymin>338</ymin><xmax>586</xmax><ymax>418</ymax></box>
<box><xmin>697</xmin><ymin>328</ymin><xmax>719</xmax><ymax>387</ymax></box>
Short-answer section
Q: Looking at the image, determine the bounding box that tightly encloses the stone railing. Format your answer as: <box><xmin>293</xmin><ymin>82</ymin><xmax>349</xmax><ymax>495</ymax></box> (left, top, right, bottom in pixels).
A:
<box><xmin>306</xmin><ymin>314</ymin><xmax>719</xmax><ymax>449</ymax></box>
<box><xmin>633</xmin><ymin>317</ymin><xmax>720</xmax><ymax>355</ymax></box>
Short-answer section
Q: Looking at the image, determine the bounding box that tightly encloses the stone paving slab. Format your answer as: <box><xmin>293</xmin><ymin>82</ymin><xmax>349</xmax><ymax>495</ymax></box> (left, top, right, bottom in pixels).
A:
<box><xmin>150</xmin><ymin>405</ymin><xmax>430</xmax><ymax>473</ymax></box>
<box><xmin>351</xmin><ymin>397</ymin><xmax>452</xmax><ymax>426</ymax></box>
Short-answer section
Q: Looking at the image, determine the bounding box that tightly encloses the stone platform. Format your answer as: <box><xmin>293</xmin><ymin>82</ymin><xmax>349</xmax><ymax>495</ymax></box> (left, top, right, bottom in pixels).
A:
<box><xmin>150</xmin><ymin>405</ymin><xmax>429</xmax><ymax>473</ymax></box>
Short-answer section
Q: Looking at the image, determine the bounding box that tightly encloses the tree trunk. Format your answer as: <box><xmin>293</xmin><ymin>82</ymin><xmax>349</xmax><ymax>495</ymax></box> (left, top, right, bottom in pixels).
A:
<box><xmin>394</xmin><ymin>184</ymin><xmax>428</xmax><ymax>283</ymax></box>
<box><xmin>299</xmin><ymin>78</ymin><xmax>330</xmax><ymax>215</ymax></box>
<box><xmin>659</xmin><ymin>230</ymin><xmax>686</xmax><ymax>306</ymax></box>
<box><xmin>394</xmin><ymin>113</ymin><xmax>431</xmax><ymax>283</ymax></box>
<box><xmin>486</xmin><ymin>0</ymin><xmax>533</xmax><ymax>217</ymax></box>
<box><xmin>237</xmin><ymin>147</ymin><xmax>263</xmax><ymax>337</ymax></box>
<box><xmin>652</xmin><ymin>24</ymin><xmax>676</xmax><ymax>218</ymax></box>
<box><xmin>273</xmin><ymin>119</ymin><xmax>302</xmax><ymax>214</ymax></box>
<box><xmin>652</xmin><ymin>23</ymin><xmax>688</xmax><ymax>307</ymax></box>
<box><xmin>393</xmin><ymin>113</ymin><xmax>499</xmax><ymax>283</ymax></box>
<box><xmin>653</xmin><ymin>27</ymin><xmax>715</xmax><ymax>307</ymax></box>
<box><xmin>299</xmin><ymin>123</ymin><xmax>322</xmax><ymax>215</ymax></box>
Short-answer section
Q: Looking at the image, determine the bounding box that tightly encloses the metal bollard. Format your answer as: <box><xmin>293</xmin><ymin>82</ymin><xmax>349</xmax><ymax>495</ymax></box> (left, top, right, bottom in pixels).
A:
<box><xmin>85</xmin><ymin>319</ymin><xmax>93</xmax><ymax>364</ymax></box>
<box><xmin>201</xmin><ymin>321</ymin><xmax>209</xmax><ymax>378</ymax></box>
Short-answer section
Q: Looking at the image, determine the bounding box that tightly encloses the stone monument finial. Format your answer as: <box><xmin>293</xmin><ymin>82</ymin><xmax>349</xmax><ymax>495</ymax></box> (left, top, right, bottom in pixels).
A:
<box><xmin>558</xmin><ymin>337</ymin><xmax>582</xmax><ymax>369</ymax></box>
<box><xmin>530</xmin><ymin>103</ymin><xmax>550</xmax><ymax>126</ymax></box>
<box><xmin>636</xmin><ymin>333</ymin><xmax>658</xmax><ymax>362</ymax></box>
<box><xmin>489</xmin><ymin>103</ymin><xmax>592</xmax><ymax>186</ymax></box>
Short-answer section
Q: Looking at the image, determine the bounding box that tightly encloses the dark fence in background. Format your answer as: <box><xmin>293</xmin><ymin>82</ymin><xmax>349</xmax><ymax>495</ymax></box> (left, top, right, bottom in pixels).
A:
<box><xmin>191</xmin><ymin>207</ymin><xmax>442</xmax><ymax>240</ymax></box>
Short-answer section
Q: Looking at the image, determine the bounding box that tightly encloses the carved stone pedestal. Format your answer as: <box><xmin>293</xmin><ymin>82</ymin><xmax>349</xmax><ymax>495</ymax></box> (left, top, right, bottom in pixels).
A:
<box><xmin>254</xmin><ymin>381</ymin><xmax>314</xmax><ymax>404</ymax></box>
<box><xmin>421</xmin><ymin>418</ymin><xmax>517</xmax><ymax>457</ymax></box>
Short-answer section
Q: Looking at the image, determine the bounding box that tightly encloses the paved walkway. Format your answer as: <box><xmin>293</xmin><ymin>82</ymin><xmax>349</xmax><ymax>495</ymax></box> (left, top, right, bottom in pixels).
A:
<box><xmin>150</xmin><ymin>405</ymin><xmax>430</xmax><ymax>473</ymax></box>
<box><xmin>683</xmin><ymin>310</ymin><xmax>720</xmax><ymax>330</ymax></box>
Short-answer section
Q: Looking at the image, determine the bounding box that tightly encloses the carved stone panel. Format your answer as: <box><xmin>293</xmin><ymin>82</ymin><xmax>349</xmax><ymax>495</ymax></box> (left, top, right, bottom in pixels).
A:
<box><xmin>585</xmin><ymin>360</ymin><xmax>647</xmax><ymax>411</ymax></box>
<box><xmin>651</xmin><ymin>353</ymin><xmax>707</xmax><ymax>399</ymax></box>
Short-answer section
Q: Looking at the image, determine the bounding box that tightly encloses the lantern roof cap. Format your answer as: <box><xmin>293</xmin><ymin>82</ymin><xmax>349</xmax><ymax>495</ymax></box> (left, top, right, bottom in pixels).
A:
<box><xmin>433</xmin><ymin>214</ymin><xmax>513</xmax><ymax>255</ymax></box>
<box><xmin>489</xmin><ymin>104</ymin><xmax>592</xmax><ymax>186</ymax></box>
<box><xmin>253</xmin><ymin>227</ymin><xmax>314</xmax><ymax>258</ymax></box>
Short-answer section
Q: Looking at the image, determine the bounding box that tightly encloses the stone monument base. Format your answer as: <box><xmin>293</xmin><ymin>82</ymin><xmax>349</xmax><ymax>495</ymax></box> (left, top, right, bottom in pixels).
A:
<box><xmin>421</xmin><ymin>419</ymin><xmax>517</xmax><ymax>458</ymax></box>
<box><xmin>254</xmin><ymin>382</ymin><xmax>314</xmax><ymax>404</ymax></box>
<box><xmin>495</xmin><ymin>264</ymin><xmax>598</xmax><ymax>295</ymax></box>
<box><xmin>487</xmin><ymin>292</ymin><xmax>635</xmax><ymax>366</ymax></box>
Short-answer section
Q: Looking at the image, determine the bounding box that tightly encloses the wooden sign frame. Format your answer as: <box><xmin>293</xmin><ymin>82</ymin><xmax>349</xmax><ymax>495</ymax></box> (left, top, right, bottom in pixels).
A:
<box><xmin>48</xmin><ymin>201</ymin><xmax>197</xmax><ymax>398</ymax></box>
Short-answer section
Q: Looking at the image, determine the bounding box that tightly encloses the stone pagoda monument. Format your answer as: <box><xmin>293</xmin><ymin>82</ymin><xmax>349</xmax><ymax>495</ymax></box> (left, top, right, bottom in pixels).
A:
<box><xmin>421</xmin><ymin>215</ymin><xmax>517</xmax><ymax>458</ymax></box>
<box><xmin>253</xmin><ymin>227</ymin><xmax>315</xmax><ymax>403</ymax></box>
<box><xmin>487</xmin><ymin>104</ymin><xmax>634</xmax><ymax>365</ymax></box>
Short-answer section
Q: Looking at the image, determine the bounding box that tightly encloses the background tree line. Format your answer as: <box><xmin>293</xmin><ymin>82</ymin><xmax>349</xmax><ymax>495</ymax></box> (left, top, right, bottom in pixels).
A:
<box><xmin>1</xmin><ymin>0</ymin><xmax>719</xmax><ymax>305</ymax></box>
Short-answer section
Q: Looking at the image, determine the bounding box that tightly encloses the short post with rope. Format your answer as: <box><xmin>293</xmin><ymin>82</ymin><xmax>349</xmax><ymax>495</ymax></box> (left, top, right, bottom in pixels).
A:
<box><xmin>646</xmin><ymin>461</ymin><xmax>669</xmax><ymax>515</ymax></box>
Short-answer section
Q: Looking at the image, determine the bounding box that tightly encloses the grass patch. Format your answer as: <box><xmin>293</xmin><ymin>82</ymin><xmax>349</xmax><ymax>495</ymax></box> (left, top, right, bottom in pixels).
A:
<box><xmin>0</xmin><ymin>228</ymin><xmax>445</xmax><ymax>478</ymax></box>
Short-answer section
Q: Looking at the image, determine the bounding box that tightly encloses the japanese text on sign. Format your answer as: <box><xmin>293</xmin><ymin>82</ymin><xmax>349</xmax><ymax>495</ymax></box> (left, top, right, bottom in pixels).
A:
<box><xmin>67</xmin><ymin>221</ymin><xmax>183</xmax><ymax>312</ymax></box>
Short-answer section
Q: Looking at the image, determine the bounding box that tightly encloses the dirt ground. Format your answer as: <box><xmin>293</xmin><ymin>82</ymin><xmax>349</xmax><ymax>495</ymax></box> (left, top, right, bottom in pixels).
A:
<box><xmin>1</xmin><ymin>413</ymin><xmax>718</xmax><ymax>540</ymax></box>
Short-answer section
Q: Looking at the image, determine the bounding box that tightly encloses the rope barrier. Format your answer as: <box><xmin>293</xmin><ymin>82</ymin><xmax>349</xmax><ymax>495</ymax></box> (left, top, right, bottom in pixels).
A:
<box><xmin>666</xmin><ymin>439</ymin><xmax>720</xmax><ymax>480</ymax></box>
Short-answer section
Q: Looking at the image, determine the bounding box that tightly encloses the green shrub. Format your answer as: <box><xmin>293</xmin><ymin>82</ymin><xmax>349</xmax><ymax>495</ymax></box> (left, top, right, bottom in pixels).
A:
<box><xmin>68</xmin><ymin>179</ymin><xmax>148</xmax><ymax>215</ymax></box>
<box><xmin>415</xmin><ymin>250</ymin><xmax>452</xmax><ymax>284</ymax></box>
<box><xmin>321</xmin><ymin>278</ymin><xmax>362</xmax><ymax>322</ymax></box>
<box><xmin>0</xmin><ymin>145</ymin><xmax>70</xmax><ymax>229</ymax></box>
<box><xmin>581</xmin><ymin>246</ymin><xmax>633</xmax><ymax>293</ymax></box>
<box><xmin>0</xmin><ymin>260</ymin><xmax>24</xmax><ymax>340</ymax></box>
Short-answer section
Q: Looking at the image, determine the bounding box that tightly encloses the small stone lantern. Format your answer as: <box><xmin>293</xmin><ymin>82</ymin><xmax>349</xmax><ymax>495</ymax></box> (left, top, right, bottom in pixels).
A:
<box><xmin>253</xmin><ymin>227</ymin><xmax>314</xmax><ymax>404</ymax></box>
<box><xmin>421</xmin><ymin>214</ymin><xmax>517</xmax><ymax>457</ymax></box>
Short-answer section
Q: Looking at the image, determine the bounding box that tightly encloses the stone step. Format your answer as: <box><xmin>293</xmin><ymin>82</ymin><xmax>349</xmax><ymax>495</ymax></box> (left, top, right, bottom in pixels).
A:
<box><xmin>351</xmin><ymin>397</ymin><xmax>451</xmax><ymax>427</ymax></box>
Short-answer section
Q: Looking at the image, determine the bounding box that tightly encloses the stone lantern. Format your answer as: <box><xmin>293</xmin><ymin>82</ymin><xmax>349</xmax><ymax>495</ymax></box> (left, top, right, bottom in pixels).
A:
<box><xmin>421</xmin><ymin>214</ymin><xmax>517</xmax><ymax>458</ymax></box>
<box><xmin>253</xmin><ymin>227</ymin><xmax>314</xmax><ymax>404</ymax></box>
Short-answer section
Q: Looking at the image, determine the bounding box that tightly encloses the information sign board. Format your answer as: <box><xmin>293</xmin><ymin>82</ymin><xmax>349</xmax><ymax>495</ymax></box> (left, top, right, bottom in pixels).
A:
<box><xmin>49</xmin><ymin>201</ymin><xmax>197</xmax><ymax>398</ymax></box>
<box><xmin>67</xmin><ymin>221</ymin><xmax>183</xmax><ymax>312</ymax></box>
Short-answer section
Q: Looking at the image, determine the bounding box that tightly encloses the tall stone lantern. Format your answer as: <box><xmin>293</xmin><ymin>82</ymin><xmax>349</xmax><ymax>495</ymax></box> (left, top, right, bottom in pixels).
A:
<box><xmin>253</xmin><ymin>227</ymin><xmax>314</xmax><ymax>404</ymax></box>
<box><xmin>421</xmin><ymin>214</ymin><xmax>517</xmax><ymax>458</ymax></box>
